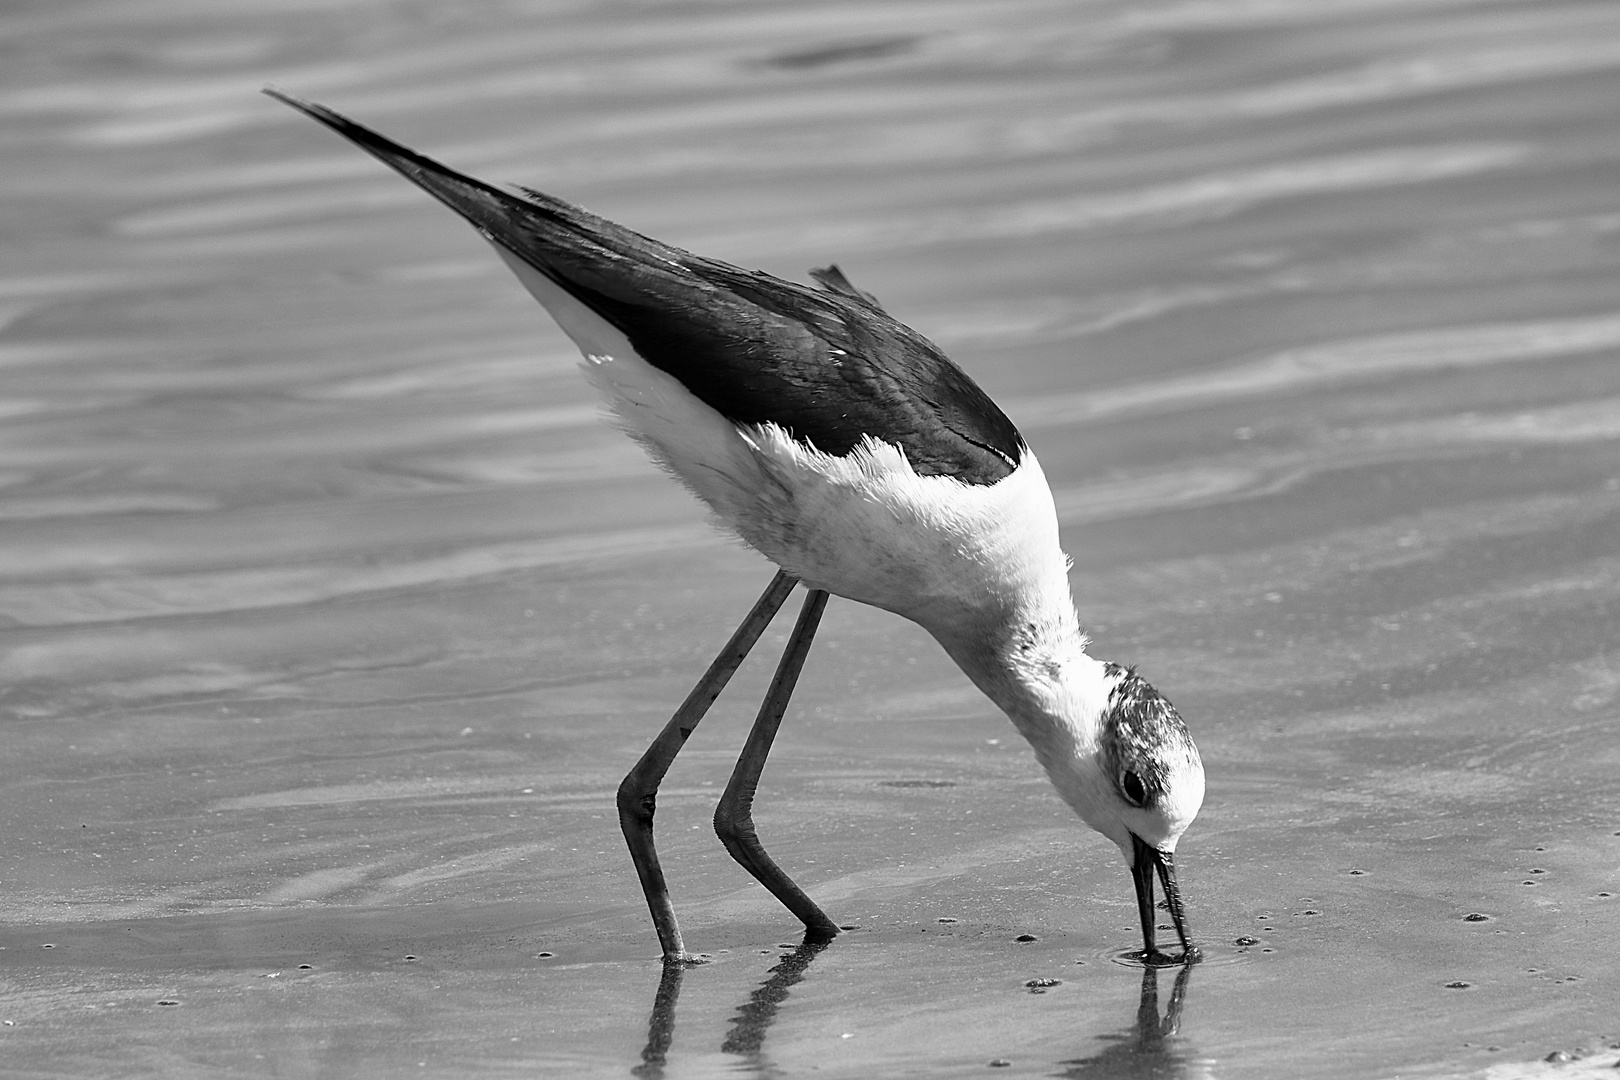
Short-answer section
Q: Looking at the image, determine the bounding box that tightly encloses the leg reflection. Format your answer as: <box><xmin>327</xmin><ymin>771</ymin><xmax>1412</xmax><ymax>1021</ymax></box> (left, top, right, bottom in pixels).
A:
<box><xmin>721</xmin><ymin>936</ymin><xmax>832</xmax><ymax>1060</ymax></box>
<box><xmin>631</xmin><ymin>962</ymin><xmax>684</xmax><ymax>1079</ymax></box>
<box><xmin>1057</xmin><ymin>960</ymin><xmax>1195</xmax><ymax>1078</ymax></box>
<box><xmin>1135</xmin><ymin>957</ymin><xmax>1190</xmax><ymax>1046</ymax></box>
<box><xmin>631</xmin><ymin>934</ymin><xmax>832</xmax><ymax>1078</ymax></box>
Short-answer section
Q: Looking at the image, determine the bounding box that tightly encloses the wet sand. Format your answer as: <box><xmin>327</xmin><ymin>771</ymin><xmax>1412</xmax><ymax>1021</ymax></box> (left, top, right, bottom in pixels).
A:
<box><xmin>3</xmin><ymin>0</ymin><xmax>1620</xmax><ymax>1076</ymax></box>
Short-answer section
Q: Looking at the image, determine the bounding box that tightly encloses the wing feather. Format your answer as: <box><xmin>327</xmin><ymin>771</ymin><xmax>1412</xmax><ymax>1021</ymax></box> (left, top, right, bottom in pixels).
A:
<box><xmin>266</xmin><ymin>89</ymin><xmax>1023</xmax><ymax>484</ymax></box>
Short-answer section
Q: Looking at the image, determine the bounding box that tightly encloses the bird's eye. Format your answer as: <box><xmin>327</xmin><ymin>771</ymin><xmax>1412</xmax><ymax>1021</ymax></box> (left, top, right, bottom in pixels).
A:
<box><xmin>1120</xmin><ymin>771</ymin><xmax>1147</xmax><ymax>807</ymax></box>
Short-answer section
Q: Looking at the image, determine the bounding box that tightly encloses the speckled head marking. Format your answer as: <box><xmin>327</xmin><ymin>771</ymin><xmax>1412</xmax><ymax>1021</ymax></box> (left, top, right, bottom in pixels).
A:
<box><xmin>1099</xmin><ymin>663</ymin><xmax>1198</xmax><ymax>812</ymax></box>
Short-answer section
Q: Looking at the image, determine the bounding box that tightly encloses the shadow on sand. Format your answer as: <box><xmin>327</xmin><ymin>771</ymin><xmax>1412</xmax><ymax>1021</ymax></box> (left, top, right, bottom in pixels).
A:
<box><xmin>631</xmin><ymin>938</ymin><xmax>1195</xmax><ymax>1077</ymax></box>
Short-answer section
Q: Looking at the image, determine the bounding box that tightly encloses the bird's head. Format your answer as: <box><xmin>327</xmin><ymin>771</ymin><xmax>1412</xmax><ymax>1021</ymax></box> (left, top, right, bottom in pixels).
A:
<box><xmin>1094</xmin><ymin>665</ymin><xmax>1204</xmax><ymax>853</ymax></box>
<box><xmin>1045</xmin><ymin>663</ymin><xmax>1204</xmax><ymax>963</ymax></box>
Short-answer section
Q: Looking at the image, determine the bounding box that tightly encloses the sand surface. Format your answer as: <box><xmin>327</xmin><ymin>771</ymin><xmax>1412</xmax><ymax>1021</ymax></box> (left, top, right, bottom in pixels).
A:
<box><xmin>2</xmin><ymin>1</ymin><xmax>1619</xmax><ymax>1076</ymax></box>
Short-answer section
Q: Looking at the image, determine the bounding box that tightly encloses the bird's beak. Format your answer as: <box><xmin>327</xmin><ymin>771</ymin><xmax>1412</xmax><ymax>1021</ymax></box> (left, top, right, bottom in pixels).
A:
<box><xmin>1130</xmin><ymin>832</ymin><xmax>1199</xmax><ymax>964</ymax></box>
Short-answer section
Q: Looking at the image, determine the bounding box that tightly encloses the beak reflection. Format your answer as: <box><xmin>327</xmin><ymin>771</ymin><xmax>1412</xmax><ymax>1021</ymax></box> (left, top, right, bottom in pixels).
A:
<box><xmin>1129</xmin><ymin>832</ymin><xmax>1199</xmax><ymax>966</ymax></box>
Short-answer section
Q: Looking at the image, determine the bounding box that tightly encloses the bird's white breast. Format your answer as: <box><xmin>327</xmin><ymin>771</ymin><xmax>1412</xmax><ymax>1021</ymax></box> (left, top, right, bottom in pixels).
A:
<box><xmin>494</xmin><ymin>241</ymin><xmax>1075</xmax><ymax>642</ymax></box>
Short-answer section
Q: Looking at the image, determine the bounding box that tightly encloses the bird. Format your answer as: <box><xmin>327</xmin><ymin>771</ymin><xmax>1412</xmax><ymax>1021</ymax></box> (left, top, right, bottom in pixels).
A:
<box><xmin>266</xmin><ymin>89</ymin><xmax>1206</xmax><ymax>967</ymax></box>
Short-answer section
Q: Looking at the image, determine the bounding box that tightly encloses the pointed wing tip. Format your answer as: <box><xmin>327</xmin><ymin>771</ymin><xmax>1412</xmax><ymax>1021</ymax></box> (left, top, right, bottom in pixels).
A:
<box><xmin>259</xmin><ymin>87</ymin><xmax>581</xmax><ymax>284</ymax></box>
<box><xmin>258</xmin><ymin>88</ymin><xmax>453</xmax><ymax>188</ymax></box>
<box><xmin>262</xmin><ymin>85</ymin><xmax>317</xmax><ymax>118</ymax></box>
<box><xmin>261</xmin><ymin>87</ymin><xmax>360</xmax><ymax>138</ymax></box>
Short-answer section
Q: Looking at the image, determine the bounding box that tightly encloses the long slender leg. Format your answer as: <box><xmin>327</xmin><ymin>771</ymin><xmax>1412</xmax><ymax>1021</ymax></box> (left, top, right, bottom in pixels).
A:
<box><xmin>713</xmin><ymin>588</ymin><xmax>840</xmax><ymax>939</ymax></box>
<box><xmin>619</xmin><ymin>570</ymin><xmax>798</xmax><ymax>963</ymax></box>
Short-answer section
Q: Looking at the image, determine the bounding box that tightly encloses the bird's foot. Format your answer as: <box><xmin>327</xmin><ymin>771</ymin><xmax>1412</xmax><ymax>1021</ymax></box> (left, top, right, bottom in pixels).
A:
<box><xmin>663</xmin><ymin>951</ymin><xmax>713</xmax><ymax>967</ymax></box>
<box><xmin>801</xmin><ymin>921</ymin><xmax>844</xmax><ymax>943</ymax></box>
<box><xmin>1130</xmin><ymin>946</ymin><xmax>1200</xmax><ymax>968</ymax></box>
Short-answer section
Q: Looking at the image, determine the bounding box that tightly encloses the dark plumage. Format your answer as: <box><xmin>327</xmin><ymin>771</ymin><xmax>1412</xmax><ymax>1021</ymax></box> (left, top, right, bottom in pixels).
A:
<box><xmin>268</xmin><ymin>91</ymin><xmax>1205</xmax><ymax>965</ymax></box>
<box><xmin>265</xmin><ymin>90</ymin><xmax>1023</xmax><ymax>485</ymax></box>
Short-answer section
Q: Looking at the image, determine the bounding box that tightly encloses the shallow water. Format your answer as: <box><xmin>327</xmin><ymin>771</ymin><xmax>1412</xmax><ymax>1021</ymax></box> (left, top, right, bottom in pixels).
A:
<box><xmin>3</xmin><ymin>0</ymin><xmax>1619</xmax><ymax>1076</ymax></box>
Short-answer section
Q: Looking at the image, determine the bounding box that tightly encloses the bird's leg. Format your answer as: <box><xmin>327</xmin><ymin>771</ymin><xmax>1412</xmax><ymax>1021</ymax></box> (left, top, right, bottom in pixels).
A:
<box><xmin>713</xmin><ymin>588</ymin><xmax>841</xmax><ymax>940</ymax></box>
<box><xmin>619</xmin><ymin>570</ymin><xmax>799</xmax><ymax>964</ymax></box>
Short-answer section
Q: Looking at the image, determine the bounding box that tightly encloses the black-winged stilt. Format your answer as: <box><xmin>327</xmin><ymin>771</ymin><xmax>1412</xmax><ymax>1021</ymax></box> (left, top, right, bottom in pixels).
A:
<box><xmin>267</xmin><ymin>90</ymin><xmax>1205</xmax><ymax>967</ymax></box>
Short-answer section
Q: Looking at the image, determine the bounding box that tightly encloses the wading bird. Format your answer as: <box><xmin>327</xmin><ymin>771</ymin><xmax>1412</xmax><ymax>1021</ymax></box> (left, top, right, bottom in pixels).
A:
<box><xmin>268</xmin><ymin>90</ymin><xmax>1205</xmax><ymax>966</ymax></box>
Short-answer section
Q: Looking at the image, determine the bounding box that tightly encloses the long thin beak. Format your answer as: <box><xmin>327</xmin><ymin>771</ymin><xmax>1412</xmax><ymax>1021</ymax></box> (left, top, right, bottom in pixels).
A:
<box><xmin>1130</xmin><ymin>833</ymin><xmax>1198</xmax><ymax>963</ymax></box>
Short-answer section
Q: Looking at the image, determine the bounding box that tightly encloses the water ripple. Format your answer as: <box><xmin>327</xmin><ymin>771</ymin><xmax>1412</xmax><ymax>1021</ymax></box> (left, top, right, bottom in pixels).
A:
<box><xmin>0</xmin><ymin>526</ymin><xmax>719</xmax><ymax>628</ymax></box>
<box><xmin>718</xmin><ymin>143</ymin><xmax>1529</xmax><ymax>253</ymax></box>
<box><xmin>1015</xmin><ymin>312</ymin><xmax>1620</xmax><ymax>429</ymax></box>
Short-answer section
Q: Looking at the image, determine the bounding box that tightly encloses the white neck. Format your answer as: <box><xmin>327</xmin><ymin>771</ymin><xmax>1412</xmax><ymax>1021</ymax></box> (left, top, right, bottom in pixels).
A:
<box><xmin>929</xmin><ymin>594</ymin><xmax>1111</xmax><ymax>761</ymax></box>
<box><xmin>927</xmin><ymin>593</ymin><xmax>1127</xmax><ymax>847</ymax></box>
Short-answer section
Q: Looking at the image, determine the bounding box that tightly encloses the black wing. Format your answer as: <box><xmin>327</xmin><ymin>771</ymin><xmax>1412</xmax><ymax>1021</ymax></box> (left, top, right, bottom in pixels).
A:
<box><xmin>266</xmin><ymin>90</ymin><xmax>1023</xmax><ymax>485</ymax></box>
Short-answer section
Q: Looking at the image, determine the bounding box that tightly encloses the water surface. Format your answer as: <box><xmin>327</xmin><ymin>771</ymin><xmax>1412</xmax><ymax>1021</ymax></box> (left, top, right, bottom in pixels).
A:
<box><xmin>2</xmin><ymin>1</ymin><xmax>1619</xmax><ymax>1076</ymax></box>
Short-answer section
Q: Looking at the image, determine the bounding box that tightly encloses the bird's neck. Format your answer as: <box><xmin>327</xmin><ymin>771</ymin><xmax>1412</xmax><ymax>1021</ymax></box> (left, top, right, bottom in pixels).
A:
<box><xmin>932</xmin><ymin>604</ymin><xmax>1120</xmax><ymax>840</ymax></box>
<box><xmin>928</xmin><ymin>594</ymin><xmax>1111</xmax><ymax>764</ymax></box>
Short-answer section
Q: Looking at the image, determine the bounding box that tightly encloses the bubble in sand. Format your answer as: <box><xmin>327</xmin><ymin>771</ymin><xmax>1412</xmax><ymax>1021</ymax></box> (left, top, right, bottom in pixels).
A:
<box><xmin>157</xmin><ymin>999</ymin><xmax>180</xmax><ymax>1006</ymax></box>
<box><xmin>1014</xmin><ymin>934</ymin><xmax>1037</xmax><ymax>943</ymax></box>
<box><xmin>1463</xmin><ymin>913</ymin><xmax>1491</xmax><ymax>922</ymax></box>
<box><xmin>1235</xmin><ymin>936</ymin><xmax>1260</xmax><ymax>946</ymax></box>
<box><xmin>1444</xmin><ymin>981</ymin><xmax>1471</xmax><ymax>989</ymax></box>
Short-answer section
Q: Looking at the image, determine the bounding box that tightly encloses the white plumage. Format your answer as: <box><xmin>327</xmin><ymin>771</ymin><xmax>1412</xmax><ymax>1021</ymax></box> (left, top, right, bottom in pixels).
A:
<box><xmin>272</xmin><ymin>89</ymin><xmax>1206</xmax><ymax>968</ymax></box>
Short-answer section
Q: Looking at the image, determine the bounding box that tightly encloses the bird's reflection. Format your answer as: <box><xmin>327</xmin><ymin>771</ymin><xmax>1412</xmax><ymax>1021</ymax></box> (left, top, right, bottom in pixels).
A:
<box><xmin>633</xmin><ymin>941</ymin><xmax>1195</xmax><ymax>1078</ymax></box>
<box><xmin>1056</xmin><ymin>960</ymin><xmax>1195</xmax><ymax>1078</ymax></box>
<box><xmin>721</xmin><ymin>938</ymin><xmax>831</xmax><ymax>1063</ymax></box>
<box><xmin>631</xmin><ymin>936</ymin><xmax>830</xmax><ymax>1078</ymax></box>
<box><xmin>630</xmin><ymin>959</ymin><xmax>686</xmax><ymax>1079</ymax></box>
